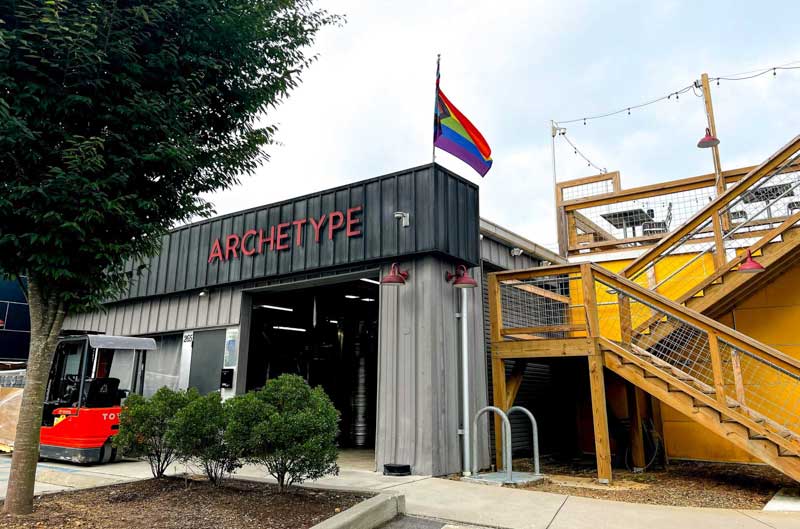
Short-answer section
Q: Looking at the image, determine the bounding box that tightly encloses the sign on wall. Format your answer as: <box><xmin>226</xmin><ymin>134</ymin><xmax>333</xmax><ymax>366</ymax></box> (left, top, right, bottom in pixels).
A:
<box><xmin>208</xmin><ymin>206</ymin><xmax>363</xmax><ymax>263</ymax></box>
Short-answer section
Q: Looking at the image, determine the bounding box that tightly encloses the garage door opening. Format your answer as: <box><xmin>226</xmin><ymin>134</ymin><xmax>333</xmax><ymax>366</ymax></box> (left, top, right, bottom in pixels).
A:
<box><xmin>245</xmin><ymin>275</ymin><xmax>379</xmax><ymax>454</ymax></box>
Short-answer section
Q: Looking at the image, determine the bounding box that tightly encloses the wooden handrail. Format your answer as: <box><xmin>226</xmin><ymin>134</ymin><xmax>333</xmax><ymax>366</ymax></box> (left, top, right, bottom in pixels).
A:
<box><xmin>489</xmin><ymin>264</ymin><xmax>581</xmax><ymax>281</ymax></box>
<box><xmin>489</xmin><ymin>258</ymin><xmax>800</xmax><ymax>376</ymax></box>
<box><xmin>561</xmin><ymin>167</ymin><xmax>751</xmax><ymax>211</ymax></box>
<box><xmin>622</xmin><ymin>135</ymin><xmax>800</xmax><ymax>279</ymax></box>
<box><xmin>589</xmin><ymin>263</ymin><xmax>800</xmax><ymax>377</ymax></box>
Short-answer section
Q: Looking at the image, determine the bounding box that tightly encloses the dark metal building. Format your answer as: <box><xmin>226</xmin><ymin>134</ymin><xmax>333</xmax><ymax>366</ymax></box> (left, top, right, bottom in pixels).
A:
<box><xmin>63</xmin><ymin>163</ymin><xmax>561</xmax><ymax>475</ymax></box>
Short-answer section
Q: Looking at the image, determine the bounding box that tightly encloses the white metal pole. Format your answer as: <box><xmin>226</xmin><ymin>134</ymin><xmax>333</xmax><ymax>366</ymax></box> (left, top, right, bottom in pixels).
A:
<box><xmin>551</xmin><ymin>121</ymin><xmax>561</xmax><ymax>257</ymax></box>
<box><xmin>461</xmin><ymin>286</ymin><xmax>471</xmax><ymax>476</ymax></box>
<box><xmin>433</xmin><ymin>54</ymin><xmax>441</xmax><ymax>166</ymax></box>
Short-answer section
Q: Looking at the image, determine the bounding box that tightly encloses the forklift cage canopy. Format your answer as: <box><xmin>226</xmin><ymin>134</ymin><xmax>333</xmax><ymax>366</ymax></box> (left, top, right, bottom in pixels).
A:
<box><xmin>84</xmin><ymin>335</ymin><xmax>156</xmax><ymax>350</ymax></box>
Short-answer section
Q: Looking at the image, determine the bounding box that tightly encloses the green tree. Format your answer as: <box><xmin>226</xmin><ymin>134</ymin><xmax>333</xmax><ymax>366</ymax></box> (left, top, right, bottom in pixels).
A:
<box><xmin>0</xmin><ymin>0</ymin><xmax>339</xmax><ymax>513</ymax></box>
<box><xmin>114</xmin><ymin>387</ymin><xmax>198</xmax><ymax>479</ymax></box>
<box><xmin>169</xmin><ymin>391</ymin><xmax>240</xmax><ymax>485</ymax></box>
<box><xmin>226</xmin><ymin>374</ymin><xmax>340</xmax><ymax>492</ymax></box>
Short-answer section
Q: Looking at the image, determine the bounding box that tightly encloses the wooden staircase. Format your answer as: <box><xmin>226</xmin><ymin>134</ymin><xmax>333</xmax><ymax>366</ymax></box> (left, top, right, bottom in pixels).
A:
<box><xmin>601</xmin><ymin>337</ymin><xmax>800</xmax><ymax>481</ymax></box>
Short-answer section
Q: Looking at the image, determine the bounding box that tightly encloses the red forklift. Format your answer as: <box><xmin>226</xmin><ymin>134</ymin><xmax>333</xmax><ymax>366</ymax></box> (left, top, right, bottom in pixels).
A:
<box><xmin>39</xmin><ymin>334</ymin><xmax>156</xmax><ymax>463</ymax></box>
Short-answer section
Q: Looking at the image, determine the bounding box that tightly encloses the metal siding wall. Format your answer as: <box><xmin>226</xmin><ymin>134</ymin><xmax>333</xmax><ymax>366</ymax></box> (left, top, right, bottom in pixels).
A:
<box><xmin>64</xmin><ymin>284</ymin><xmax>246</xmax><ymax>335</ymax></box>
<box><xmin>115</xmin><ymin>165</ymin><xmax>479</xmax><ymax>302</ymax></box>
<box><xmin>375</xmin><ymin>255</ymin><xmax>488</xmax><ymax>476</ymax></box>
<box><xmin>480</xmin><ymin>237</ymin><xmax>540</xmax><ymax>270</ymax></box>
<box><xmin>480</xmin><ymin>242</ymin><xmax>551</xmax><ymax>458</ymax></box>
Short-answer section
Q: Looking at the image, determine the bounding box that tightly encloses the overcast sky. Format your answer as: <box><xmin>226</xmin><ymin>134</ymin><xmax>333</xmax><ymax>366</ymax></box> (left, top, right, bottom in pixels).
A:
<box><xmin>204</xmin><ymin>1</ymin><xmax>800</xmax><ymax>252</ymax></box>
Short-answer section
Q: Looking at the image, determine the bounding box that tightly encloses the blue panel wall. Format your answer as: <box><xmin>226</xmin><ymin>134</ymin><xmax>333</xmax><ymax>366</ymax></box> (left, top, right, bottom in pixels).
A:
<box><xmin>0</xmin><ymin>278</ymin><xmax>30</xmax><ymax>360</ymax></box>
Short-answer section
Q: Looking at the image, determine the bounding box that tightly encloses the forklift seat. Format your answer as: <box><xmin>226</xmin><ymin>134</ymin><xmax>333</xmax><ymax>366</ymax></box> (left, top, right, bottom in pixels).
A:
<box><xmin>83</xmin><ymin>378</ymin><xmax>122</xmax><ymax>408</ymax></box>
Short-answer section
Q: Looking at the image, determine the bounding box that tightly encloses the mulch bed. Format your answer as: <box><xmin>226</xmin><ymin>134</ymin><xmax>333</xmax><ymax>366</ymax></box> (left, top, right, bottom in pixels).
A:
<box><xmin>1</xmin><ymin>477</ymin><xmax>369</xmax><ymax>529</ymax></box>
<box><xmin>516</xmin><ymin>457</ymin><xmax>794</xmax><ymax>509</ymax></box>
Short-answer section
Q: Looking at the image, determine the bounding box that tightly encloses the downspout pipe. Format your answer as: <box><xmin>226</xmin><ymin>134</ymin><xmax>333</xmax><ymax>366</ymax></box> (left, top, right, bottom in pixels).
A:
<box><xmin>461</xmin><ymin>287</ymin><xmax>470</xmax><ymax>476</ymax></box>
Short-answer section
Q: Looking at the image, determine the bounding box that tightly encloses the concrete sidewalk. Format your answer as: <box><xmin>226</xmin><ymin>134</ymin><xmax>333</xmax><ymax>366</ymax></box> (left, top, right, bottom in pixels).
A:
<box><xmin>3</xmin><ymin>453</ymin><xmax>800</xmax><ymax>529</ymax></box>
<box><xmin>387</xmin><ymin>477</ymin><xmax>800</xmax><ymax>529</ymax></box>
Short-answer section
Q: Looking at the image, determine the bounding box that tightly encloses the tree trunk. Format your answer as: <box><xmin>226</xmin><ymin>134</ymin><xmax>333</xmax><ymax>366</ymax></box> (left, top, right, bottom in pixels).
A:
<box><xmin>2</xmin><ymin>277</ymin><xmax>65</xmax><ymax>515</ymax></box>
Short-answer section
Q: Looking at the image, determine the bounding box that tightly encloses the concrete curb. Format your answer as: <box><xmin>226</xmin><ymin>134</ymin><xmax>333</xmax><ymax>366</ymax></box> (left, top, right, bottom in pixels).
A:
<box><xmin>311</xmin><ymin>492</ymin><xmax>406</xmax><ymax>529</ymax></box>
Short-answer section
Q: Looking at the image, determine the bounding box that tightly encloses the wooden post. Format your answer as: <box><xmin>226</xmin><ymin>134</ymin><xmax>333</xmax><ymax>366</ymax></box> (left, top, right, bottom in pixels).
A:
<box><xmin>581</xmin><ymin>264</ymin><xmax>600</xmax><ymax>337</ymax></box>
<box><xmin>711</xmin><ymin>212</ymin><xmax>726</xmax><ymax>269</ymax></box>
<box><xmin>730</xmin><ymin>349</ymin><xmax>747</xmax><ymax>406</ymax></box>
<box><xmin>701</xmin><ymin>73</ymin><xmax>724</xmax><ymax>198</ymax></box>
<box><xmin>491</xmin><ymin>355</ymin><xmax>507</xmax><ymax>470</ymax></box>
<box><xmin>582</xmin><ymin>266</ymin><xmax>612</xmax><ymax>483</ymax></box>
<box><xmin>588</xmin><ymin>349</ymin><xmax>613</xmax><ymax>484</ymax></box>
<box><xmin>650</xmin><ymin>396</ymin><xmax>668</xmax><ymax>465</ymax></box>
<box><xmin>618</xmin><ymin>296</ymin><xmax>632</xmax><ymax>345</ymax></box>
<box><xmin>627</xmin><ymin>384</ymin><xmax>646</xmax><ymax>470</ymax></box>
<box><xmin>487</xmin><ymin>273</ymin><xmax>507</xmax><ymax>469</ymax></box>
<box><xmin>708</xmin><ymin>332</ymin><xmax>727</xmax><ymax>406</ymax></box>
<box><xmin>701</xmin><ymin>72</ymin><xmax>730</xmax><ymax>233</ymax></box>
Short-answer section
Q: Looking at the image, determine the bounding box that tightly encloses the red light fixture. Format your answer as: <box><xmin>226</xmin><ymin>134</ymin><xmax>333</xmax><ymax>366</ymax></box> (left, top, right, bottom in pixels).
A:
<box><xmin>446</xmin><ymin>264</ymin><xmax>478</xmax><ymax>289</ymax></box>
<box><xmin>697</xmin><ymin>128</ymin><xmax>720</xmax><ymax>149</ymax></box>
<box><xmin>738</xmin><ymin>249</ymin><xmax>765</xmax><ymax>273</ymax></box>
<box><xmin>381</xmin><ymin>262</ymin><xmax>409</xmax><ymax>286</ymax></box>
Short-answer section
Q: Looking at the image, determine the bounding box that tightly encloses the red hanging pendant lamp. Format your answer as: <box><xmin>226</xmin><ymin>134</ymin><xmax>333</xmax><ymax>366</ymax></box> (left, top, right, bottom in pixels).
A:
<box><xmin>738</xmin><ymin>249</ymin><xmax>765</xmax><ymax>274</ymax></box>
<box><xmin>697</xmin><ymin>127</ymin><xmax>720</xmax><ymax>149</ymax></box>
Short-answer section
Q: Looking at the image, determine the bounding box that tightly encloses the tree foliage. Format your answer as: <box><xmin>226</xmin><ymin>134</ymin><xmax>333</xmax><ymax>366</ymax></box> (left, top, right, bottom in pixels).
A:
<box><xmin>168</xmin><ymin>391</ymin><xmax>240</xmax><ymax>485</ymax></box>
<box><xmin>0</xmin><ymin>0</ymin><xmax>339</xmax><ymax>513</ymax></box>
<box><xmin>0</xmin><ymin>0</ymin><xmax>340</xmax><ymax>311</ymax></box>
<box><xmin>114</xmin><ymin>386</ymin><xmax>198</xmax><ymax>478</ymax></box>
<box><xmin>226</xmin><ymin>374</ymin><xmax>340</xmax><ymax>492</ymax></box>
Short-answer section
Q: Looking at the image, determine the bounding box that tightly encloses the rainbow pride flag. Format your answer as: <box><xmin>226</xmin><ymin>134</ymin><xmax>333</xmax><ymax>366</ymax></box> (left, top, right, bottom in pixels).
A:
<box><xmin>434</xmin><ymin>72</ymin><xmax>492</xmax><ymax>176</ymax></box>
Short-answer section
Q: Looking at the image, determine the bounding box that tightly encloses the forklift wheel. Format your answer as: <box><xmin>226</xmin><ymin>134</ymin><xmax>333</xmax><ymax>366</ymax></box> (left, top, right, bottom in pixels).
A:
<box><xmin>99</xmin><ymin>439</ymin><xmax>116</xmax><ymax>464</ymax></box>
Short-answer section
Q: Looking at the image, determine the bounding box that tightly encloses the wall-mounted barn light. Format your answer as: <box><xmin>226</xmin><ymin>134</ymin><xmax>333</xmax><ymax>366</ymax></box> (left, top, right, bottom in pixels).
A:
<box><xmin>381</xmin><ymin>263</ymin><xmax>409</xmax><ymax>286</ymax></box>
<box><xmin>198</xmin><ymin>288</ymin><xmax>210</xmax><ymax>297</ymax></box>
<box><xmin>445</xmin><ymin>264</ymin><xmax>477</xmax><ymax>289</ymax></box>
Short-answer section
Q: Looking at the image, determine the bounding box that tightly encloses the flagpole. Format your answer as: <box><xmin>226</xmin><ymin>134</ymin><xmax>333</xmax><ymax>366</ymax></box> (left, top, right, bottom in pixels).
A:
<box><xmin>432</xmin><ymin>53</ymin><xmax>440</xmax><ymax>166</ymax></box>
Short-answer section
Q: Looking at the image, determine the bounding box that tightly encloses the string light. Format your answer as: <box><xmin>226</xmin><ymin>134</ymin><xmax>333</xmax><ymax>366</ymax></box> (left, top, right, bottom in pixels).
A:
<box><xmin>550</xmin><ymin>59</ymin><xmax>798</xmax><ymax>182</ymax></box>
<box><xmin>555</xmin><ymin>83</ymin><xmax>694</xmax><ymax>126</ymax></box>
<box><xmin>559</xmin><ymin>131</ymin><xmax>607</xmax><ymax>174</ymax></box>
<box><xmin>554</xmin><ymin>59</ymin><xmax>800</xmax><ymax>127</ymax></box>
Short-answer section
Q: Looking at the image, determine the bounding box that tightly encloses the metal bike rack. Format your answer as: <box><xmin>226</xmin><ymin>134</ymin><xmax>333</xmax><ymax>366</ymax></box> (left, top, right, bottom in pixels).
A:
<box><xmin>507</xmin><ymin>406</ymin><xmax>541</xmax><ymax>477</ymax></box>
<box><xmin>472</xmin><ymin>406</ymin><xmax>512</xmax><ymax>483</ymax></box>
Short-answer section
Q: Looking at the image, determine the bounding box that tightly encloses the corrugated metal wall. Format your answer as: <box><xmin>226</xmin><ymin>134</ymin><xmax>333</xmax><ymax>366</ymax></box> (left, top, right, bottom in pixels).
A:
<box><xmin>117</xmin><ymin>164</ymin><xmax>479</xmax><ymax>302</ymax></box>
<box><xmin>63</xmin><ymin>284</ymin><xmax>243</xmax><ymax>336</ymax></box>
<box><xmin>480</xmin><ymin>236</ymin><xmax>540</xmax><ymax>270</ymax></box>
<box><xmin>63</xmin><ymin>264</ymin><xmax>380</xmax><ymax>335</ymax></box>
<box><xmin>480</xmin><ymin>241</ymin><xmax>554</xmax><ymax>459</ymax></box>
<box><xmin>374</xmin><ymin>255</ymin><xmax>489</xmax><ymax>476</ymax></box>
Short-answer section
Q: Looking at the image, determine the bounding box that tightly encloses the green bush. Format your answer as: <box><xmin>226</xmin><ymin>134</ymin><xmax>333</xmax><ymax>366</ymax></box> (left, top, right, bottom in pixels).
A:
<box><xmin>168</xmin><ymin>391</ymin><xmax>240</xmax><ymax>485</ymax></box>
<box><xmin>226</xmin><ymin>374</ymin><xmax>340</xmax><ymax>492</ymax></box>
<box><xmin>114</xmin><ymin>387</ymin><xmax>198</xmax><ymax>478</ymax></box>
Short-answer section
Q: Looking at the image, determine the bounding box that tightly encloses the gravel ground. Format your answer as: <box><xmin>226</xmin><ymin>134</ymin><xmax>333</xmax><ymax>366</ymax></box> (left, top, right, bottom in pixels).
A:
<box><xmin>515</xmin><ymin>458</ymin><xmax>794</xmax><ymax>510</ymax></box>
<box><xmin>1</xmin><ymin>477</ymin><xmax>369</xmax><ymax>529</ymax></box>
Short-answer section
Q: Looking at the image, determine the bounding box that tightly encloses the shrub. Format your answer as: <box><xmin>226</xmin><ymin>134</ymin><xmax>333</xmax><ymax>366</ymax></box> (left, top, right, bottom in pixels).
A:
<box><xmin>169</xmin><ymin>391</ymin><xmax>241</xmax><ymax>485</ymax></box>
<box><xmin>226</xmin><ymin>374</ymin><xmax>340</xmax><ymax>492</ymax></box>
<box><xmin>114</xmin><ymin>387</ymin><xmax>198</xmax><ymax>478</ymax></box>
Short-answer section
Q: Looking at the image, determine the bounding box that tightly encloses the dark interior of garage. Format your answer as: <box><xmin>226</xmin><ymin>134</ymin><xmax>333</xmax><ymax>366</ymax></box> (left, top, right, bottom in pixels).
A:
<box><xmin>246</xmin><ymin>276</ymin><xmax>379</xmax><ymax>449</ymax></box>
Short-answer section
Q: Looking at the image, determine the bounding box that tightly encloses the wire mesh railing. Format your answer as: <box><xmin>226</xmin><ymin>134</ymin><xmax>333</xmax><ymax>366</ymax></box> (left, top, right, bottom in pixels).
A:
<box><xmin>624</xmin><ymin>140</ymin><xmax>800</xmax><ymax>302</ymax></box>
<box><xmin>593</xmin><ymin>272</ymin><xmax>800</xmax><ymax>436</ymax></box>
<box><xmin>490</xmin><ymin>263</ymin><xmax>800</xmax><ymax>438</ymax></box>
<box><xmin>498</xmin><ymin>271</ymin><xmax>587</xmax><ymax>339</ymax></box>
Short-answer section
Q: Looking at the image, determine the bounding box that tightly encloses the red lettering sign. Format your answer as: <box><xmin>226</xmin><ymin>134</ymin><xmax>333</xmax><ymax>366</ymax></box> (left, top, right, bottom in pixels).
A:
<box><xmin>207</xmin><ymin>206</ymin><xmax>364</xmax><ymax>263</ymax></box>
